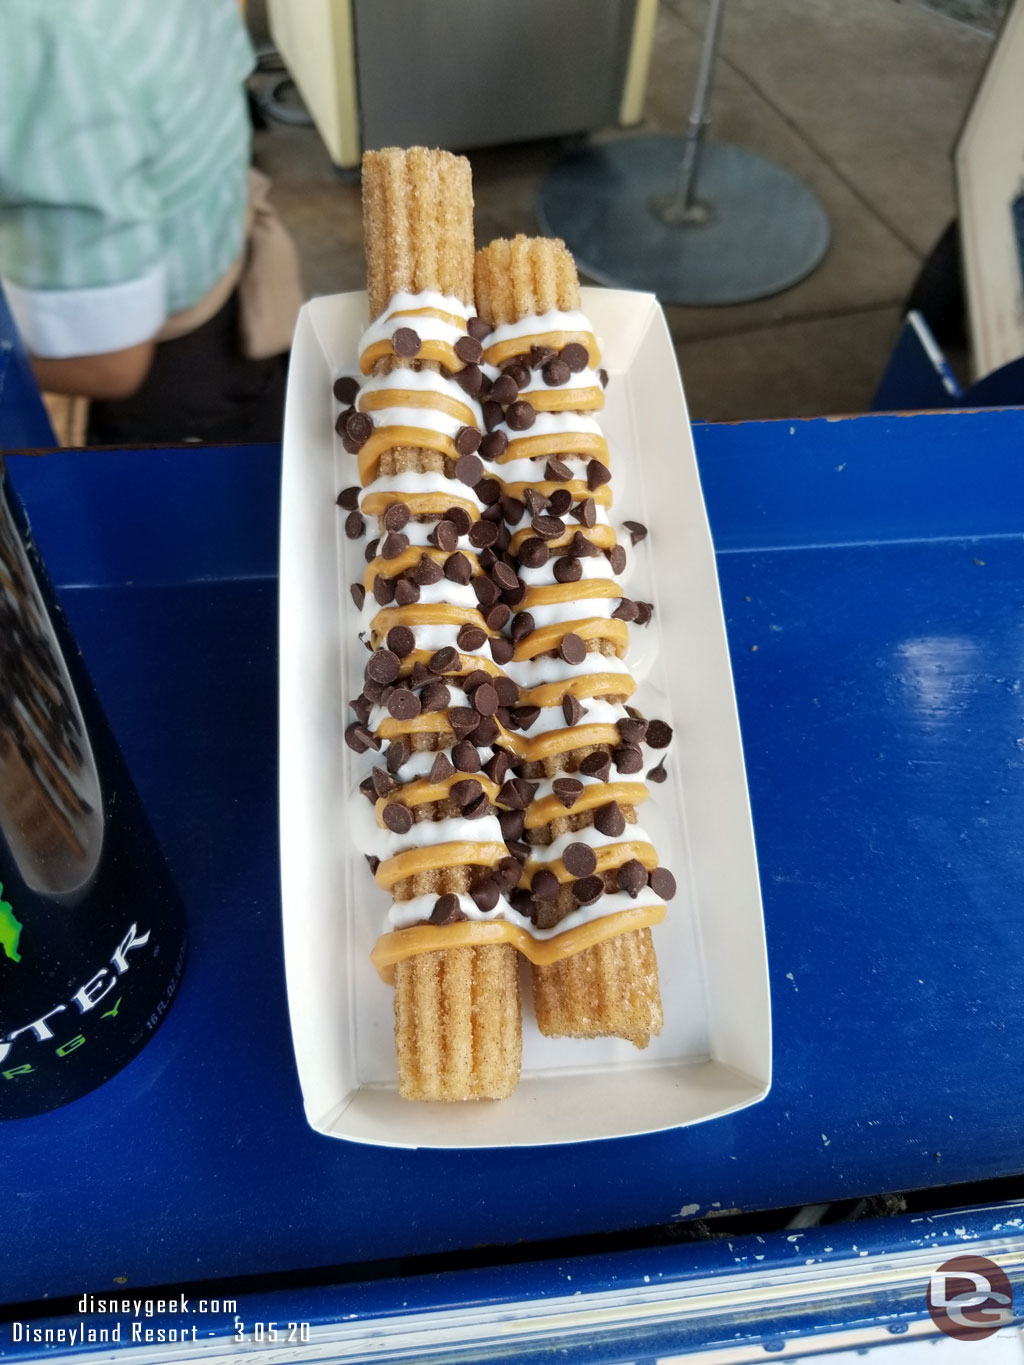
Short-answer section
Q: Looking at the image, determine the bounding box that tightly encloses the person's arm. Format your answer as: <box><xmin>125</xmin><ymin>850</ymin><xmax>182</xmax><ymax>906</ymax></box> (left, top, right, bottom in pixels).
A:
<box><xmin>29</xmin><ymin>341</ymin><xmax>156</xmax><ymax>402</ymax></box>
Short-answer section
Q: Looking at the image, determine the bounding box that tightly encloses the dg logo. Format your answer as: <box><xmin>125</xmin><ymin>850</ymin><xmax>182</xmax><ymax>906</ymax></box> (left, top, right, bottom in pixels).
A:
<box><xmin>927</xmin><ymin>1256</ymin><xmax>1015</xmax><ymax>1341</ymax></box>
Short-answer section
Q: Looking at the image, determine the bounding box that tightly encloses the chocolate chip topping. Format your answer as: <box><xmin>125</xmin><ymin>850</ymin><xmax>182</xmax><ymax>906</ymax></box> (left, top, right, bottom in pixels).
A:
<box><xmin>365</xmin><ymin>539</ymin><xmax>379</xmax><ymax>563</ymax></box>
<box><xmin>452</xmin><ymin>333</ymin><xmax>481</xmax><ymax>364</ymax></box>
<box><xmin>472</xmin><ymin>681</ymin><xmax>499</xmax><ymax>718</ymax></box>
<box><xmin>467</xmin><ymin>316</ymin><xmax>491</xmax><ymax>341</ymax></box>
<box><xmin>546</xmin><ymin>489</ymin><xmax>572</xmax><ymax>518</ymax></box>
<box><xmin>613</xmin><ymin>745</ymin><xmax>644</xmax><ymax>774</ymax></box>
<box><xmin>570</xmin><ymin>531</ymin><xmax>600</xmax><ymax>559</ymax></box>
<box><xmin>617</xmin><ymin>859</ymin><xmax>648</xmax><ymax>897</ymax></box>
<box><xmin>366</xmin><ymin>649</ymin><xmax>400</xmax><ymax>684</ymax></box>
<box><xmin>646</xmin><ymin>720</ymin><xmax>673</xmax><ymax>748</ymax></box>
<box><xmin>579</xmin><ymin>751</ymin><xmax>612</xmax><ymax>782</ymax></box>
<box><xmin>616</xmin><ymin>717</ymin><xmax>648</xmax><ymax>747</ymax></box>
<box><xmin>493</xmin><ymin>676</ymin><xmax>520</xmax><ymax>707</ymax></box>
<box><xmin>561</xmin><ymin>693</ymin><xmax>587</xmax><ymax>726</ymax></box>
<box><xmin>446</xmin><ymin>505</ymin><xmax>473</xmax><ymax>536</ymax></box>
<box><xmin>552</xmin><ymin>777</ymin><xmax>584</xmax><ymax>808</ymax></box>
<box><xmin>511</xmin><ymin>704</ymin><xmax>540</xmax><ymax>731</ymax></box>
<box><xmin>490</xmin><ymin>636</ymin><xmax>514</xmax><ymax>665</ymax></box>
<box><xmin>425</xmin><ymin>751</ymin><xmax>452</xmax><ymax>784</ymax></box>
<box><xmin>381</xmin><ymin>531</ymin><xmax>409</xmax><ymax>559</ymax></box>
<box><xmin>336</xmin><ymin>485</ymin><xmax>360</xmax><ymax>510</ymax></box>
<box><xmin>510</xmin><ymin>612</ymin><xmax>535</xmax><ymax>644</ymax></box>
<box><xmin>559</xmin><ymin>633</ymin><xmax>586</xmax><ymax>665</ymax></box>
<box><xmin>382</xmin><ymin>501</ymin><xmax>410</xmax><ymax>533</ymax></box>
<box><xmin>386</xmin><ymin>736</ymin><xmax>410</xmax><ymax>773</ymax></box>
<box><xmin>451</xmin><ymin>738</ymin><xmax>480</xmax><ymax>772</ymax></box>
<box><xmin>444</xmin><ymin>552</ymin><xmax>473</xmax><ymax>585</ymax></box>
<box><xmin>500</xmin><ymin>495</ymin><xmax>526</xmax><ymax>526</ymax></box>
<box><xmin>392</xmin><ymin>326</ymin><xmax>421</xmax><ymax>357</ymax></box>
<box><xmin>344</xmin><ymin>722</ymin><xmax>379</xmax><ymax>754</ymax></box>
<box><xmin>489</xmin><ymin>560</ymin><xmax>519</xmax><ymax>593</ymax></box>
<box><xmin>647</xmin><ymin>758</ymin><xmax>668</xmax><ymax>783</ymax></box>
<box><xmin>560</xmin><ymin>342</ymin><xmax>590</xmax><ymax>373</ymax></box>
<box><xmin>452</xmin><ymin>425</ymin><xmax>481</xmax><ymax>457</ymax></box>
<box><xmin>505</xmin><ymin>400</ymin><xmax>536</xmax><ymax>431</ymax></box>
<box><xmin>573</xmin><ymin>497</ymin><xmax>597</xmax><ymax>528</ymax></box>
<box><xmin>471</xmin><ymin>878</ymin><xmax>500</xmax><ymax>912</ymax></box>
<box><xmin>594</xmin><ymin>801</ymin><xmax>626</xmax><ymax>837</ymax></box>
<box><xmin>543</xmin><ymin>358</ymin><xmax>572</xmax><ymax>386</ymax></box>
<box><xmin>649</xmin><ymin>867</ymin><xmax>677</xmax><ymax>901</ymax></box>
<box><xmin>545</xmin><ymin>459</ymin><xmax>573</xmax><ymax>482</ymax></box>
<box><xmin>495</xmin><ymin>856</ymin><xmax>521</xmax><ymax>890</ymax></box>
<box><xmin>360</xmin><ymin>779</ymin><xmax>377</xmax><ymax>806</ymax></box>
<box><xmin>382</xmin><ymin>801</ymin><xmax>413</xmax><ymax>834</ymax></box>
<box><xmin>482</xmin><ymin>400</ymin><xmax>503</xmax><ymax>433</ymax></box>
<box><xmin>484</xmin><ymin>601</ymin><xmax>511</xmax><ymax>632</ymax></box>
<box><xmin>587</xmin><ymin>459</ymin><xmax>612</xmax><ymax>490</ymax></box>
<box><xmin>333</xmin><ymin>375</ymin><xmax>360</xmax><ymax>404</ymax></box>
<box><xmin>572</xmin><ymin>875</ymin><xmax>605</xmax><ymax>906</ymax></box>
<box><xmin>499</xmin><ymin>808</ymin><xmax>526</xmax><ymax>842</ymax></box>
<box><xmin>531</xmin><ymin>515</ymin><xmax>564</xmax><ymax>541</ymax></box>
<box><xmin>518</xmin><ymin>537</ymin><xmax>549</xmax><ymax>569</ymax></box>
<box><xmin>451</xmin><ymin>778</ymin><xmax>484</xmax><ymax>808</ymax></box>
<box><xmin>371</xmin><ymin>576</ymin><xmax>393</xmax><ymax>609</ymax></box>
<box><xmin>469</xmin><ymin>519</ymin><xmax>499</xmax><ymax>550</ymax></box>
<box><xmin>351</xmin><ymin>693</ymin><xmax>372</xmax><ymax>725</ymax></box>
<box><xmin>489</xmin><ymin>373</ymin><xmax>518</xmax><ymax>406</ymax></box>
<box><xmin>386</xmin><ymin>688</ymin><xmax>421</xmax><ymax>721</ymax></box>
<box><xmin>419</xmin><ymin>681</ymin><xmax>450</xmax><ymax>714</ymax></box>
<box><xmin>607</xmin><ymin>544</ymin><xmax>627</xmax><ymax>575</ymax></box>
<box><xmin>428</xmin><ymin>645</ymin><xmax>459</xmax><ymax>674</ymax></box>
<box><xmin>392</xmin><ymin>574</ymin><xmax>417</xmax><ymax>605</ymax></box>
<box><xmin>431</xmin><ymin>893</ymin><xmax>466</xmax><ymax>925</ymax></box>
<box><xmin>385</xmin><ymin>625</ymin><xmax>415</xmax><ymax>658</ymax></box>
<box><xmin>504</xmin><ymin>361</ymin><xmax>531</xmax><ymax>388</ymax></box>
<box><xmin>456</xmin><ymin>623</ymin><xmax>487</xmax><ymax>651</ymax></box>
<box><xmin>498</xmin><ymin>776</ymin><xmax>535</xmax><ymax>809</ymax></box>
<box><xmin>623</xmin><ymin>520</ymin><xmax>648</xmax><ymax>546</ymax></box>
<box><xmin>485</xmin><ymin>749</ymin><xmax>512</xmax><ymax>784</ymax></box>
<box><xmin>471</xmin><ymin>575</ymin><xmax>500</xmax><ymax>609</ymax></box>
<box><xmin>530</xmin><ymin>345</ymin><xmax>558</xmax><ymax>369</ymax></box>
<box><xmin>346</xmin><ymin>411</ymin><xmax>374</xmax><ymax>446</ymax></box>
<box><xmin>563</xmin><ymin>842</ymin><xmax>598</xmax><ymax>878</ymax></box>
<box><xmin>463</xmin><ymin>667</ymin><xmax>491</xmax><ymax>695</ymax></box>
<box><xmin>553</xmin><ymin>555</ymin><xmax>582</xmax><ymax>584</ymax></box>
<box><xmin>480</xmin><ymin>430</ymin><xmax>508</xmax><ymax>460</ymax></box>
<box><xmin>531</xmin><ymin>869</ymin><xmax>560</xmax><ymax>901</ymax></box>
<box><xmin>350</xmin><ymin>582</ymin><xmax>366</xmax><ymax>610</ymax></box>
<box><xmin>344</xmin><ymin>510</ymin><xmax>365</xmax><ymax>540</ymax></box>
<box><xmin>456</xmin><ymin>364</ymin><xmax>484</xmax><ymax>396</ymax></box>
<box><xmin>456</xmin><ymin>453</ymin><xmax>484</xmax><ymax>486</ymax></box>
<box><xmin>611</xmin><ymin>598</ymin><xmax>638</xmax><ymax>622</ymax></box>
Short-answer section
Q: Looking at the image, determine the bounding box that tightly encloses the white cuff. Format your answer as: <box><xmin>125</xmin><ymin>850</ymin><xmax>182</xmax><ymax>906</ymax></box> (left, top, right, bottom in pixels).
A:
<box><xmin>1</xmin><ymin>264</ymin><xmax>167</xmax><ymax>358</ymax></box>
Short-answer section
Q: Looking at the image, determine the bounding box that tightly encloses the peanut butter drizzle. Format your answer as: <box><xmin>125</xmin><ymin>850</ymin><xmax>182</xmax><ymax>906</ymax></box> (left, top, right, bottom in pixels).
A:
<box><xmin>359</xmin><ymin>387</ymin><xmax>477</xmax><ymax>426</ymax></box>
<box><xmin>482</xmin><ymin>331</ymin><xmax>600</xmax><ymax>369</ymax></box>
<box><xmin>369</xmin><ymin>602</ymin><xmax>491</xmax><ymax>642</ymax></box>
<box><xmin>361</xmin><ymin>491</ymin><xmax>480</xmax><ymax>519</ymax></box>
<box><xmin>494</xmin><ymin>432</ymin><xmax>609</xmax><ymax>467</ymax></box>
<box><xmin>510</xmin><ymin>524</ymin><xmax>617</xmax><ymax>556</ymax></box>
<box><xmin>375</xmin><ymin>774</ymin><xmax>501</xmax><ymax>824</ymax></box>
<box><xmin>502</xmin><ymin>479</ymin><xmax>612</xmax><ymax>509</ymax></box>
<box><xmin>360</xmin><ymin>338</ymin><xmax>465</xmax><ymax>375</ymax></box>
<box><xmin>359</xmin><ymin>426</ymin><xmax>459</xmax><ymax>483</ymax></box>
<box><xmin>512</xmin><ymin>618</ymin><xmax>629</xmax><ymax>661</ymax></box>
<box><xmin>363</xmin><ymin>546</ymin><xmax>482</xmax><ymax>590</ymax></box>
<box><xmin>527</xmin><ymin>386</ymin><xmax>604</xmax><ymax>414</ymax></box>
<box><xmin>522</xmin><ymin>839</ymin><xmax>659</xmax><ymax>888</ymax></box>
<box><xmin>374</xmin><ymin>840</ymin><xmax>508</xmax><ymax>890</ymax></box>
<box><xmin>524</xmin><ymin>780</ymin><xmax>648</xmax><ymax>830</ymax></box>
<box><xmin>520</xmin><ymin>580</ymin><xmax>623</xmax><ymax>611</ymax></box>
<box><xmin>518</xmin><ymin>672</ymin><xmax>635</xmax><ymax>707</ymax></box>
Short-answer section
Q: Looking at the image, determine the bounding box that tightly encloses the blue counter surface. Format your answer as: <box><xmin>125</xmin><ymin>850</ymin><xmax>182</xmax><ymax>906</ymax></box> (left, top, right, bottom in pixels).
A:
<box><xmin>2</xmin><ymin>410</ymin><xmax>1024</xmax><ymax>1307</ymax></box>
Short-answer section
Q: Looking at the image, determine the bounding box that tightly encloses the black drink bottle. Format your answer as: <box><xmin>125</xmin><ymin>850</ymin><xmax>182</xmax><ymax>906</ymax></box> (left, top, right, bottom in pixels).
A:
<box><xmin>0</xmin><ymin>461</ymin><xmax>187</xmax><ymax>1118</ymax></box>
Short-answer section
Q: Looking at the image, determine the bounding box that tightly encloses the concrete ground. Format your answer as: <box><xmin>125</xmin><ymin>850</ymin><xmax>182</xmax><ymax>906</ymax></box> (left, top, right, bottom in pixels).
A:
<box><xmin>248</xmin><ymin>0</ymin><xmax>992</xmax><ymax>421</ymax></box>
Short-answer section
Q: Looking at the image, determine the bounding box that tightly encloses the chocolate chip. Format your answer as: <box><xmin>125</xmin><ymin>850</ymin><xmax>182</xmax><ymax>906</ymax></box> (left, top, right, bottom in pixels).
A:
<box><xmin>428</xmin><ymin>751</ymin><xmax>455</xmax><ymax>783</ymax></box>
<box><xmin>495</xmin><ymin>855</ymin><xmax>521</xmax><ymax>890</ymax></box>
<box><xmin>616</xmin><ymin>717</ymin><xmax>648</xmax><ymax>746</ymax></box>
<box><xmin>503</xmin><ymin>361</ymin><xmax>530</xmax><ymax>389</ymax></box>
<box><xmin>553</xmin><ymin>556</ymin><xmax>582</xmax><ymax>584</ymax></box>
<box><xmin>499</xmin><ymin>777</ymin><xmax>534</xmax><ymax>810</ymax></box>
<box><xmin>468</xmin><ymin>316</ymin><xmax>491</xmax><ymax>341</ymax></box>
<box><xmin>456</xmin><ymin>453</ymin><xmax>484</xmax><ymax>487</ymax></box>
<box><xmin>548</xmin><ymin>489</ymin><xmax>573</xmax><ymax>518</ymax></box>
<box><xmin>595</xmin><ymin>802</ymin><xmax>626</xmax><ymax>838</ymax></box>
<box><xmin>562</xmin><ymin>842</ymin><xmax>597</xmax><ymax>878</ymax></box>
<box><xmin>334</xmin><ymin>375</ymin><xmax>360</xmax><ymax>404</ymax></box>
<box><xmin>387</xmin><ymin>688</ymin><xmax>421</xmax><ymax>721</ymax></box>
<box><xmin>572</xmin><ymin>875</ymin><xmax>604</xmax><ymax>906</ymax></box>
<box><xmin>489</xmin><ymin>374</ymin><xmax>518</xmax><ymax>406</ymax></box>
<box><xmin>579</xmin><ymin>751</ymin><xmax>612</xmax><ymax>782</ymax></box>
<box><xmin>498</xmin><ymin>495</ymin><xmax>525</xmax><ymax>526</ymax></box>
<box><xmin>443</xmin><ymin>506</ymin><xmax>471</xmax><ymax>536</ymax></box>
<box><xmin>451</xmin><ymin>738</ymin><xmax>480</xmax><ymax>772</ymax></box>
<box><xmin>612</xmin><ymin>598</ymin><xmax>638</xmax><ymax>622</ymax></box>
<box><xmin>471</xmin><ymin>878</ymin><xmax>500</xmax><ymax>912</ymax></box>
<box><xmin>383</xmin><ymin>737</ymin><xmax>409</xmax><ymax>775</ymax></box>
<box><xmin>507</xmin><ymin>841</ymin><xmax>531</xmax><ymax>865</ymax></box>
<box><xmin>482</xmin><ymin>400</ymin><xmax>503</xmax><ymax>433</ymax></box>
<box><xmin>493</xmin><ymin>677</ymin><xmax>519</xmax><ymax>708</ymax></box>
<box><xmin>366</xmin><ymin>649</ymin><xmax>400</xmax><ymax>684</ymax></box>
<box><xmin>393</xmin><ymin>580</ymin><xmax>417</xmax><ymax>610</ymax></box>
<box><xmin>365</xmin><ymin>539</ymin><xmax>380</xmax><ymax>563</ymax></box>
<box><xmin>613</xmin><ymin>745</ymin><xmax>643</xmax><ymax>774</ymax></box>
<box><xmin>570</xmin><ymin>531</ymin><xmax>600</xmax><ymax>558</ymax></box>
<box><xmin>646</xmin><ymin>719</ymin><xmax>673</xmax><ymax>748</ymax></box>
<box><xmin>623</xmin><ymin>520</ymin><xmax>648</xmax><ymax>546</ymax></box>
<box><xmin>562</xmin><ymin>693</ymin><xmax>587</xmax><ymax>726</ymax></box>
<box><xmin>618</xmin><ymin>859</ymin><xmax>648</xmax><ymax>898</ymax></box>
<box><xmin>452</xmin><ymin>425</ymin><xmax>481</xmax><ymax>457</ymax></box>
<box><xmin>543</xmin><ymin>358</ymin><xmax>572</xmax><ymax>386</ymax></box>
<box><xmin>360</xmin><ymin>780</ymin><xmax>378</xmax><ymax>806</ymax></box>
<box><xmin>472</xmin><ymin>574</ymin><xmax>500</xmax><ymax>607</ymax></box>
<box><xmin>542</xmin><ymin>459</ymin><xmax>570</xmax><ymax>483</ymax></box>
<box><xmin>411</xmin><ymin>662</ymin><xmax>434</xmax><ymax>688</ymax></box>
<box><xmin>444</xmin><ymin>552</ymin><xmax>473</xmax><ymax>585</ymax></box>
<box><xmin>531</xmin><ymin>515</ymin><xmax>564</xmax><ymax>540</ymax></box>
<box><xmin>341</xmin><ymin>434</ymin><xmax>361</xmax><ymax>455</ymax></box>
<box><xmin>607</xmin><ymin>544</ymin><xmax>627</xmax><ymax>575</ymax></box>
<box><xmin>429</xmin><ymin>645</ymin><xmax>460</xmax><ymax>674</ymax></box>
<box><xmin>371</xmin><ymin>767</ymin><xmax>398</xmax><ymax>799</ymax></box>
<box><xmin>552</xmin><ymin>777</ymin><xmax>584</xmax><ymax>808</ymax></box>
<box><xmin>472</xmin><ymin>682</ymin><xmax>499</xmax><ymax>718</ymax></box>
<box><xmin>468</xmin><ymin>519</ymin><xmax>498</xmax><ymax>550</ymax></box>
<box><xmin>431</xmin><ymin>893</ymin><xmax>466</xmax><ymax>925</ymax></box>
<box><xmin>464</xmin><ymin>792</ymin><xmax>491</xmax><ymax>819</ymax></box>
<box><xmin>386</xmin><ymin>625</ymin><xmax>415</xmax><ymax>658</ymax></box>
<box><xmin>344</xmin><ymin>510</ymin><xmax>365</xmax><ymax>540</ymax></box>
<box><xmin>346</xmin><ymin>411</ymin><xmax>374</xmax><ymax>446</ymax></box>
<box><xmin>336</xmin><ymin>485</ymin><xmax>360</xmax><ymax>510</ymax></box>
<box><xmin>345</xmin><ymin>722</ymin><xmax>380</xmax><ymax>754</ymax></box>
<box><xmin>511</xmin><ymin>612</ymin><xmax>535</xmax><ymax>644</ymax></box>
<box><xmin>382</xmin><ymin>502</ymin><xmax>410</xmax><ymax>533</ymax></box>
<box><xmin>432</xmin><ymin>519</ymin><xmax>459</xmax><ymax>552</ymax></box>
<box><xmin>363</xmin><ymin>680</ymin><xmax>384</xmax><ymax>704</ymax></box>
<box><xmin>524</xmin><ymin>488</ymin><xmax>549</xmax><ymax>517</ymax></box>
<box><xmin>587</xmin><ymin>459</ymin><xmax>612</xmax><ymax>490</ymax></box>
<box><xmin>392</xmin><ymin>326</ymin><xmax>421</xmax><ymax>357</ymax></box>
<box><xmin>647</xmin><ymin>758</ymin><xmax>668</xmax><ymax>783</ymax></box>
<box><xmin>453</xmin><ymin>334</ymin><xmax>482</xmax><ymax>364</ymax></box>
<box><xmin>650</xmin><ymin>867</ymin><xmax>677</xmax><ymax>901</ymax></box>
<box><xmin>518</xmin><ymin>538</ymin><xmax>549</xmax><ymax>569</ymax></box>
<box><xmin>480</xmin><ymin>430</ymin><xmax>508</xmax><ymax>460</ymax></box>
<box><xmin>505</xmin><ymin>400</ymin><xmax>536</xmax><ymax>431</ymax></box>
<box><xmin>559</xmin><ymin>633</ymin><xmax>586</xmax><ymax>665</ymax></box>
<box><xmin>499</xmin><ymin>808</ymin><xmax>526</xmax><ymax>842</ymax></box>
<box><xmin>451</xmin><ymin>778</ymin><xmax>484</xmax><ymax>808</ymax></box>
<box><xmin>511</xmin><ymin>705</ymin><xmax>540</xmax><ymax>731</ymax></box>
<box><xmin>351</xmin><ymin>694</ymin><xmax>372</xmax><ymax>725</ymax></box>
<box><xmin>457</xmin><ymin>623</ymin><xmax>487</xmax><ymax>651</ymax></box>
<box><xmin>420</xmin><ymin>681</ymin><xmax>451</xmax><ymax>713</ymax></box>
<box><xmin>531</xmin><ymin>869</ymin><xmax>560</xmax><ymax>901</ymax></box>
<box><xmin>456</xmin><ymin>363</ymin><xmax>484</xmax><ymax>396</ymax></box>
<box><xmin>573</xmin><ymin>497</ymin><xmax>597</xmax><ymax>528</ymax></box>
<box><xmin>599</xmin><ymin>368</ymin><xmax>609</xmax><ymax>387</ymax></box>
<box><xmin>490</xmin><ymin>636</ymin><xmax>514</xmax><ymax>665</ymax></box>
<box><xmin>450</xmin><ymin>708</ymin><xmax>479</xmax><ymax>741</ymax></box>
<box><xmin>530</xmin><ymin>345</ymin><xmax>558</xmax><ymax>369</ymax></box>
<box><xmin>380</xmin><ymin>531</ymin><xmax>409</xmax><ymax>559</ymax></box>
<box><xmin>488</xmin><ymin>560</ymin><xmax>518</xmax><ymax>593</ymax></box>
<box><xmin>350</xmin><ymin>582</ymin><xmax>366</xmax><ymax>610</ymax></box>
<box><xmin>562</xmin><ymin>343</ymin><xmax>591</xmax><ymax>373</ymax></box>
<box><xmin>482</xmin><ymin>602</ymin><xmax>509</xmax><ymax>632</ymax></box>
<box><xmin>485</xmin><ymin>750</ymin><xmax>512</xmax><ymax>784</ymax></box>
<box><xmin>381</xmin><ymin>801</ymin><xmax>413</xmax><ymax>835</ymax></box>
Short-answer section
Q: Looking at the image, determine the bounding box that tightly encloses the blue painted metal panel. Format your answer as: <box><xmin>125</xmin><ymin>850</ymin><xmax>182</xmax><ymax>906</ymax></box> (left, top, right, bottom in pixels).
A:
<box><xmin>2</xmin><ymin>413</ymin><xmax>1024</xmax><ymax>1310</ymax></box>
<box><xmin>0</xmin><ymin>289</ymin><xmax>56</xmax><ymax>451</ymax></box>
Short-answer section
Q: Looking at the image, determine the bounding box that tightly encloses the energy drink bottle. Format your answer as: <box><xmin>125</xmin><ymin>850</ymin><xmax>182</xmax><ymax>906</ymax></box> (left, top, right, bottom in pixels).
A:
<box><xmin>0</xmin><ymin>461</ymin><xmax>187</xmax><ymax>1118</ymax></box>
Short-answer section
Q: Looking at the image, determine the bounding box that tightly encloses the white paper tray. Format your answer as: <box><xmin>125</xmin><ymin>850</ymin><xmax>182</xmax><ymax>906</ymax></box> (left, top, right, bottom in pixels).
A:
<box><xmin>279</xmin><ymin>288</ymin><xmax>771</xmax><ymax>1148</ymax></box>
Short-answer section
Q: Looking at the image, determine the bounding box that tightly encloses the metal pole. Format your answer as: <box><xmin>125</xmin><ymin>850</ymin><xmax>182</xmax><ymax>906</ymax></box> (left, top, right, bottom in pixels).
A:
<box><xmin>657</xmin><ymin>0</ymin><xmax>727</xmax><ymax>225</ymax></box>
